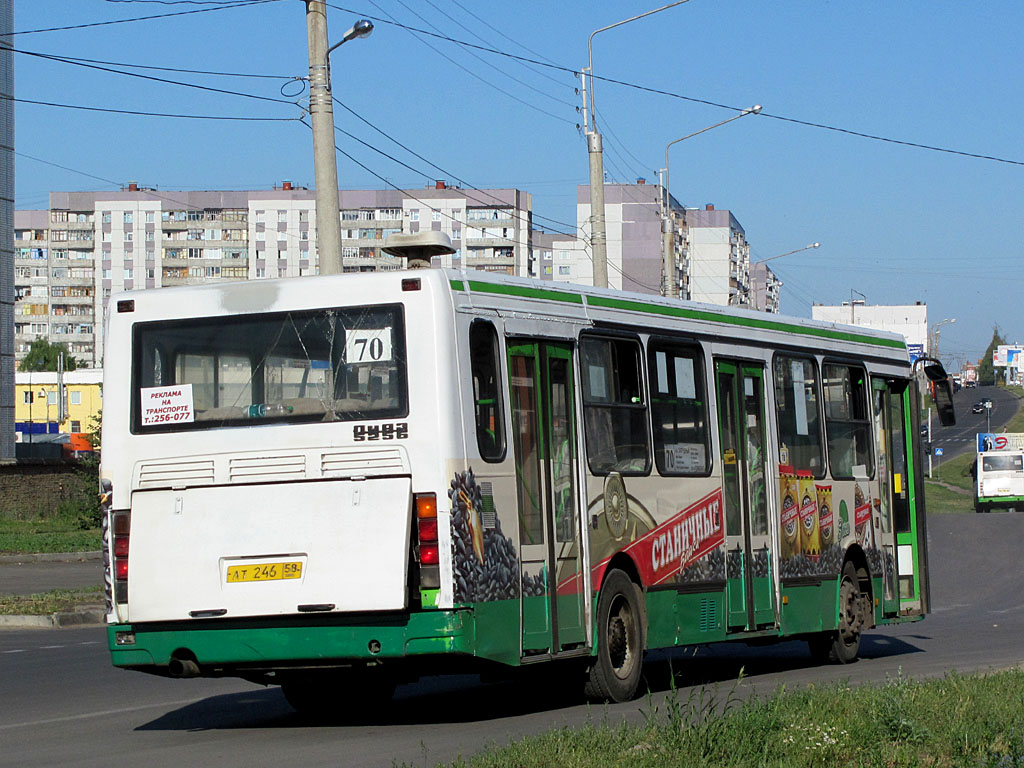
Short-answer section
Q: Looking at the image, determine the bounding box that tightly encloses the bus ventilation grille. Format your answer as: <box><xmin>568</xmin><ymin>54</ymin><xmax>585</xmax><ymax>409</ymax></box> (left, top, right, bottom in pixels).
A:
<box><xmin>699</xmin><ymin>598</ymin><xmax>718</xmax><ymax>633</ymax></box>
<box><xmin>480</xmin><ymin>483</ymin><xmax>496</xmax><ymax>530</ymax></box>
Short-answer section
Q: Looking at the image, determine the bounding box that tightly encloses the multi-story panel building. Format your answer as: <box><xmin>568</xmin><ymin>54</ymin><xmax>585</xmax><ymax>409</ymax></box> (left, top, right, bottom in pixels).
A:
<box><xmin>0</xmin><ymin>0</ymin><xmax>13</xmax><ymax>462</ymax></box>
<box><xmin>575</xmin><ymin>181</ymin><xmax>690</xmax><ymax>297</ymax></box>
<box><xmin>685</xmin><ymin>204</ymin><xmax>752</xmax><ymax>307</ymax></box>
<box><xmin>13</xmin><ymin>182</ymin><xmax>533</xmax><ymax>367</ymax></box>
<box><xmin>749</xmin><ymin>261</ymin><xmax>783</xmax><ymax>313</ymax></box>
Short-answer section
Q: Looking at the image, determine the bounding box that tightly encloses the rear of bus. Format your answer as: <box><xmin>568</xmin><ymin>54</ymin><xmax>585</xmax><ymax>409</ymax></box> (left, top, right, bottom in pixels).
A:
<box><xmin>102</xmin><ymin>272</ymin><xmax>465</xmax><ymax>701</ymax></box>
<box><xmin>975</xmin><ymin>450</ymin><xmax>1024</xmax><ymax>512</ymax></box>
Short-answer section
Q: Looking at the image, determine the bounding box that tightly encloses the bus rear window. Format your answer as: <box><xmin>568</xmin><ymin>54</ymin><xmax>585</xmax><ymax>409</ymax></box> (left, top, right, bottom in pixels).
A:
<box><xmin>132</xmin><ymin>305</ymin><xmax>407</xmax><ymax>432</ymax></box>
<box><xmin>982</xmin><ymin>454</ymin><xmax>1023</xmax><ymax>472</ymax></box>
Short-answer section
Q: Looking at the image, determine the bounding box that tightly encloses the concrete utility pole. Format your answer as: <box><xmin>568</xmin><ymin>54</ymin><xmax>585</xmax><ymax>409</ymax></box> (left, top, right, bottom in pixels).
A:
<box><xmin>306</xmin><ymin>1</ymin><xmax>343</xmax><ymax>275</ymax></box>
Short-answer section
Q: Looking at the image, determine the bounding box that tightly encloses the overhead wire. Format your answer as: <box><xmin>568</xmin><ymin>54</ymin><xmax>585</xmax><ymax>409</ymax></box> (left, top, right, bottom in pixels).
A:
<box><xmin>323</xmin><ymin>4</ymin><xmax>1024</xmax><ymax>168</ymax></box>
<box><xmin>12</xmin><ymin>0</ymin><xmax>282</xmax><ymax>35</ymax></box>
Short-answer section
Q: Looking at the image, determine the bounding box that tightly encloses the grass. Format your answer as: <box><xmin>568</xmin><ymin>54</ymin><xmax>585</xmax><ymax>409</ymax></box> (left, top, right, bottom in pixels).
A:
<box><xmin>0</xmin><ymin>518</ymin><xmax>102</xmax><ymax>554</ymax></box>
<box><xmin>438</xmin><ymin>668</ymin><xmax>1024</xmax><ymax>767</ymax></box>
<box><xmin>0</xmin><ymin>586</ymin><xmax>104</xmax><ymax>615</ymax></box>
<box><xmin>923</xmin><ymin>479</ymin><xmax>973</xmax><ymax>514</ymax></box>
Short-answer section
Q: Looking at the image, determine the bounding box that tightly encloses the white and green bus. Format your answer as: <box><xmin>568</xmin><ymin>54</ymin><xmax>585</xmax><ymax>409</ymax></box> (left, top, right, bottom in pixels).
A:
<box><xmin>101</xmin><ymin>268</ymin><xmax>954</xmax><ymax>711</ymax></box>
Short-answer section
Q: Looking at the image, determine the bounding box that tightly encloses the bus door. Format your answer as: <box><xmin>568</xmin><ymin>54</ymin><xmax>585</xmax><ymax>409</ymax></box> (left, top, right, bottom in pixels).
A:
<box><xmin>881</xmin><ymin>380</ymin><xmax>923</xmax><ymax>614</ymax></box>
<box><xmin>507</xmin><ymin>340</ymin><xmax>586</xmax><ymax>656</ymax></box>
<box><xmin>715</xmin><ymin>360</ymin><xmax>776</xmax><ymax>631</ymax></box>
<box><xmin>871</xmin><ymin>378</ymin><xmax>900</xmax><ymax>615</ymax></box>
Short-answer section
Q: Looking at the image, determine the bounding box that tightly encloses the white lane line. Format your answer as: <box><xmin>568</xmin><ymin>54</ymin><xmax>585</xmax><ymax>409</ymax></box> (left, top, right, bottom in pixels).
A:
<box><xmin>0</xmin><ymin>698</ymin><xmax>209</xmax><ymax>731</ymax></box>
<box><xmin>1</xmin><ymin>649</ymin><xmax>26</xmax><ymax>654</ymax></box>
<box><xmin>38</xmin><ymin>645</ymin><xmax>65</xmax><ymax>650</ymax></box>
<box><xmin>78</xmin><ymin>641</ymin><xmax>101</xmax><ymax>646</ymax></box>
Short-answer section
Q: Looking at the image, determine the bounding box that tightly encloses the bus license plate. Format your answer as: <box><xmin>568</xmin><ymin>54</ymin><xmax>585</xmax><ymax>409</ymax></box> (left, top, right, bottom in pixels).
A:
<box><xmin>226</xmin><ymin>561</ymin><xmax>302</xmax><ymax>583</ymax></box>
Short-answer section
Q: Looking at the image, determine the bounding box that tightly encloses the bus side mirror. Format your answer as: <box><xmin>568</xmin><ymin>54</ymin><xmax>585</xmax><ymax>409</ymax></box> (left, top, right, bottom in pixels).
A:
<box><xmin>915</xmin><ymin>356</ymin><xmax>956</xmax><ymax>427</ymax></box>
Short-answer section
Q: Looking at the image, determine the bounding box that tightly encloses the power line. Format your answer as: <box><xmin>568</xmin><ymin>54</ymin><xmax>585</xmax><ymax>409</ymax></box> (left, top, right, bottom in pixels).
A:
<box><xmin>6</xmin><ymin>94</ymin><xmax>298</xmax><ymax>121</ymax></box>
<box><xmin>17</xmin><ymin>48</ymin><xmax>298</xmax><ymax>106</ymax></box>
<box><xmin>324</xmin><ymin>4</ymin><xmax>1024</xmax><ymax>168</ymax></box>
<box><xmin>13</xmin><ymin>47</ymin><xmax>294</xmax><ymax>79</ymax></box>
<box><xmin>12</xmin><ymin>0</ymin><xmax>282</xmax><ymax>35</ymax></box>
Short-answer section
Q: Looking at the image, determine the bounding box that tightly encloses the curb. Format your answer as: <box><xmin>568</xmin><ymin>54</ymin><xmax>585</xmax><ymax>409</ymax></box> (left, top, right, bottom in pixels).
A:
<box><xmin>0</xmin><ymin>551</ymin><xmax>102</xmax><ymax>565</ymax></box>
<box><xmin>0</xmin><ymin>605</ymin><xmax>106</xmax><ymax>629</ymax></box>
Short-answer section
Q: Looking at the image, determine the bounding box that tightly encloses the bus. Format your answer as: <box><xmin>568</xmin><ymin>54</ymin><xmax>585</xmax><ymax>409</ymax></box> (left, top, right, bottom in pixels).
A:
<box><xmin>101</xmin><ymin>268</ymin><xmax>954</xmax><ymax>712</ymax></box>
<box><xmin>974</xmin><ymin>433</ymin><xmax>1024</xmax><ymax>513</ymax></box>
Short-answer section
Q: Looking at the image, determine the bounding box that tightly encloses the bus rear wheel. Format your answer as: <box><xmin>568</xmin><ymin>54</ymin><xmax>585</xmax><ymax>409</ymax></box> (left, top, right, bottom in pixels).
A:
<box><xmin>585</xmin><ymin>569</ymin><xmax>645</xmax><ymax>703</ymax></box>
<box><xmin>807</xmin><ymin>562</ymin><xmax>864</xmax><ymax>665</ymax></box>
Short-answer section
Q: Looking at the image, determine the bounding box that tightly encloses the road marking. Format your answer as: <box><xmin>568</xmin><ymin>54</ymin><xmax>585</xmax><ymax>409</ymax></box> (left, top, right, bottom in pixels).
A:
<box><xmin>38</xmin><ymin>645</ymin><xmax>65</xmax><ymax>650</ymax></box>
<box><xmin>1</xmin><ymin>649</ymin><xmax>26</xmax><ymax>654</ymax></box>
<box><xmin>0</xmin><ymin>698</ymin><xmax>208</xmax><ymax>731</ymax></box>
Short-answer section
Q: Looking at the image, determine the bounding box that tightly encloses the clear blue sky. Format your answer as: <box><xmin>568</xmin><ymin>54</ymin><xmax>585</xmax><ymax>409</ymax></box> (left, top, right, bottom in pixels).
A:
<box><xmin>12</xmin><ymin>1</ymin><xmax>1024</xmax><ymax>370</ymax></box>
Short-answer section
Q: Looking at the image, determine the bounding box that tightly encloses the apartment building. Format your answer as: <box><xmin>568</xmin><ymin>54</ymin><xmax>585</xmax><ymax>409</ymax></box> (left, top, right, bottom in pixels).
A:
<box><xmin>685</xmin><ymin>204</ymin><xmax>752</xmax><ymax>307</ymax></box>
<box><xmin>13</xmin><ymin>182</ymin><xmax>532</xmax><ymax>367</ymax></box>
<box><xmin>0</xmin><ymin>0</ymin><xmax>13</xmax><ymax>462</ymax></box>
<box><xmin>749</xmin><ymin>261</ymin><xmax>783</xmax><ymax>313</ymax></box>
<box><xmin>574</xmin><ymin>181</ymin><xmax>692</xmax><ymax>297</ymax></box>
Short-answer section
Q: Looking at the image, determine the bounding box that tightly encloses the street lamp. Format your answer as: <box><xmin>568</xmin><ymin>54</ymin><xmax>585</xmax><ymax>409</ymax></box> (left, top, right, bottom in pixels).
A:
<box><xmin>660</xmin><ymin>105</ymin><xmax>763</xmax><ymax>297</ymax></box>
<box><xmin>848</xmin><ymin>289</ymin><xmax>866</xmax><ymax>325</ymax></box>
<box><xmin>930</xmin><ymin>317</ymin><xmax>955</xmax><ymax>363</ymax></box>
<box><xmin>305</xmin><ymin>3</ymin><xmax>374</xmax><ymax>276</ymax></box>
<box><xmin>753</xmin><ymin>241</ymin><xmax>820</xmax><ymax>264</ymax></box>
<box><xmin>583</xmin><ymin>0</ymin><xmax>690</xmax><ymax>289</ymax></box>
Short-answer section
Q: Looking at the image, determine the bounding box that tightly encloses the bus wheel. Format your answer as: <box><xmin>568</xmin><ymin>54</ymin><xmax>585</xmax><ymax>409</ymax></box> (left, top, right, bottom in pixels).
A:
<box><xmin>807</xmin><ymin>562</ymin><xmax>863</xmax><ymax>664</ymax></box>
<box><xmin>282</xmin><ymin>668</ymin><xmax>395</xmax><ymax>721</ymax></box>
<box><xmin>585</xmin><ymin>569</ymin><xmax>644</xmax><ymax>703</ymax></box>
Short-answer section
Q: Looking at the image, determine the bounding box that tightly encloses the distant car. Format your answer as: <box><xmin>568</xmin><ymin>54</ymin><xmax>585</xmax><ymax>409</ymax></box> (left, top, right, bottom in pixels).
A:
<box><xmin>972</xmin><ymin>402</ymin><xmax>985</xmax><ymax>414</ymax></box>
<box><xmin>965</xmin><ymin>380</ymin><xmax>978</xmax><ymax>388</ymax></box>
<box><xmin>981</xmin><ymin>397</ymin><xmax>993</xmax><ymax>406</ymax></box>
<box><xmin>920</xmin><ymin>425</ymin><xmax>930</xmax><ymax>439</ymax></box>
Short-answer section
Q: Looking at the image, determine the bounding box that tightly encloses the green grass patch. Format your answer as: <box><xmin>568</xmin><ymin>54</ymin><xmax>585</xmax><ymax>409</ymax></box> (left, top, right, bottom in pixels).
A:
<box><xmin>924</xmin><ymin>480</ymin><xmax>973</xmax><ymax>514</ymax></box>
<box><xmin>440</xmin><ymin>669</ymin><xmax>1024</xmax><ymax>767</ymax></box>
<box><xmin>930</xmin><ymin>451</ymin><xmax>975</xmax><ymax>492</ymax></box>
<box><xmin>0</xmin><ymin>518</ymin><xmax>102</xmax><ymax>554</ymax></box>
<box><xmin>0</xmin><ymin>586</ymin><xmax>104</xmax><ymax>615</ymax></box>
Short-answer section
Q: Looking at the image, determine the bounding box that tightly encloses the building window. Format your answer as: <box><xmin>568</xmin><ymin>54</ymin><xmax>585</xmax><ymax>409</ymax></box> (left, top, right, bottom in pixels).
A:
<box><xmin>432</xmin><ymin>210</ymin><xmax>441</xmax><ymax>222</ymax></box>
<box><xmin>123</xmin><ymin>212</ymin><xmax>133</xmax><ymax>224</ymax></box>
<box><xmin>558</xmin><ymin>266</ymin><xmax>571</xmax><ymax>275</ymax></box>
<box><xmin>71</xmin><ymin>420</ymin><xmax>82</xmax><ymax>433</ymax></box>
<box><xmin>70</xmin><ymin>391</ymin><xmax>82</xmax><ymax>405</ymax></box>
<box><xmin>23</xmin><ymin>391</ymin><xmax>33</xmax><ymax>404</ymax></box>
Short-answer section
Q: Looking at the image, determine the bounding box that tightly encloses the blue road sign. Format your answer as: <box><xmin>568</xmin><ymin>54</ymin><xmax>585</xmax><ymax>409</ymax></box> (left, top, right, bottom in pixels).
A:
<box><xmin>935</xmin><ymin>447</ymin><xmax>944</xmax><ymax>456</ymax></box>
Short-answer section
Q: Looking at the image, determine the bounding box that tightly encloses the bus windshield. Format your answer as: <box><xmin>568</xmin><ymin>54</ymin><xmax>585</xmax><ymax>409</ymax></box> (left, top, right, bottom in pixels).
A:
<box><xmin>132</xmin><ymin>304</ymin><xmax>407</xmax><ymax>432</ymax></box>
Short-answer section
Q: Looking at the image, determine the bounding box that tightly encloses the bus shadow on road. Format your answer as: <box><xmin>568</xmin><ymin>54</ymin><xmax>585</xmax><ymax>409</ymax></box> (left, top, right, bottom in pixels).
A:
<box><xmin>137</xmin><ymin>636</ymin><xmax>926</xmax><ymax>731</ymax></box>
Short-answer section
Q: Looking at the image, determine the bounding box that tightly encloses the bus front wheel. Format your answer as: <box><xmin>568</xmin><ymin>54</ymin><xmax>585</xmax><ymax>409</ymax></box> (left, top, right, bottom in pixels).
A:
<box><xmin>585</xmin><ymin>569</ymin><xmax>645</xmax><ymax>703</ymax></box>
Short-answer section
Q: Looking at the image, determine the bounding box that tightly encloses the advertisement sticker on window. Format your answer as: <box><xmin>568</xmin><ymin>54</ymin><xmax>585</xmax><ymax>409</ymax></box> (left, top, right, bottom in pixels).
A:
<box><xmin>141</xmin><ymin>384</ymin><xmax>195</xmax><ymax>426</ymax></box>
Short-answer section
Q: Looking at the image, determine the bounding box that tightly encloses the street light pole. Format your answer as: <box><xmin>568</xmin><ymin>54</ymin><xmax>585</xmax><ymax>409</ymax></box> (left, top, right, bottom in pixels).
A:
<box><xmin>849</xmin><ymin>288</ymin><xmax>866</xmax><ymax>325</ymax></box>
<box><xmin>662</xmin><ymin>105</ymin><xmax>762</xmax><ymax>297</ymax></box>
<box><xmin>753</xmin><ymin>241</ymin><xmax>820</xmax><ymax>264</ymax></box>
<box><xmin>930</xmin><ymin>317</ymin><xmax>955</xmax><ymax>363</ymax></box>
<box><xmin>584</xmin><ymin>0</ymin><xmax>689</xmax><ymax>289</ymax></box>
<box><xmin>305</xmin><ymin>3</ymin><xmax>373</xmax><ymax>276</ymax></box>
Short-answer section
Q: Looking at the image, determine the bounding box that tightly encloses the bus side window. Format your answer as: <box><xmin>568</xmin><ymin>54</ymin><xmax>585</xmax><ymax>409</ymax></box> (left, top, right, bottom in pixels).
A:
<box><xmin>774</xmin><ymin>354</ymin><xmax>824</xmax><ymax>477</ymax></box>
<box><xmin>469</xmin><ymin>320</ymin><xmax>505</xmax><ymax>462</ymax></box>
<box><xmin>822</xmin><ymin>363</ymin><xmax>873</xmax><ymax>479</ymax></box>
<box><xmin>580</xmin><ymin>335</ymin><xmax>650</xmax><ymax>476</ymax></box>
<box><xmin>647</xmin><ymin>340</ymin><xmax>709</xmax><ymax>476</ymax></box>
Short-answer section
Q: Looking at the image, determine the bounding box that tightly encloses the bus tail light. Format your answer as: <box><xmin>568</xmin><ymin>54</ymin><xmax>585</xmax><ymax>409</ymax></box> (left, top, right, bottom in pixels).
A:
<box><xmin>415</xmin><ymin>493</ymin><xmax>440</xmax><ymax>588</ymax></box>
<box><xmin>112</xmin><ymin>510</ymin><xmax>131</xmax><ymax>604</ymax></box>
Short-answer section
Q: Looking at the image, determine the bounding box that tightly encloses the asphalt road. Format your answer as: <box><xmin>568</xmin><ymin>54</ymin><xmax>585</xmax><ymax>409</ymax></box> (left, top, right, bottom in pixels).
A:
<box><xmin>927</xmin><ymin>384</ymin><xmax>1020</xmax><ymax>462</ymax></box>
<box><xmin>2</xmin><ymin>509</ymin><xmax>1022</xmax><ymax>768</ymax></box>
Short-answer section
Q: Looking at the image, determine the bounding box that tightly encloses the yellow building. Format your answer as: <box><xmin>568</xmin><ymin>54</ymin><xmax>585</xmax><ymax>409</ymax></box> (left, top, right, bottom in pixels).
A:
<box><xmin>15</xmin><ymin>369</ymin><xmax>103</xmax><ymax>440</ymax></box>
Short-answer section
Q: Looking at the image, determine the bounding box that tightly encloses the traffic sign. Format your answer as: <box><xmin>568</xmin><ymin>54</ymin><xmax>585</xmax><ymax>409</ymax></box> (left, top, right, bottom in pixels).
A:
<box><xmin>935</xmin><ymin>448</ymin><xmax>943</xmax><ymax>456</ymax></box>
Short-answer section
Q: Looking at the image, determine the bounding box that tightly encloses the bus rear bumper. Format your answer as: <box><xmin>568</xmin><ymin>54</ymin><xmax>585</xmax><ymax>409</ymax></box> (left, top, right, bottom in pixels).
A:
<box><xmin>107</xmin><ymin>609</ymin><xmax>476</xmax><ymax>677</ymax></box>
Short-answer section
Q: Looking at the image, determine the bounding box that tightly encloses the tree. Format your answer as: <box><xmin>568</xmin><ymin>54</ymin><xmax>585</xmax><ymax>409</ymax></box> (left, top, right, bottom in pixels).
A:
<box><xmin>18</xmin><ymin>339</ymin><xmax>78</xmax><ymax>372</ymax></box>
<box><xmin>976</xmin><ymin>326</ymin><xmax>1005</xmax><ymax>386</ymax></box>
